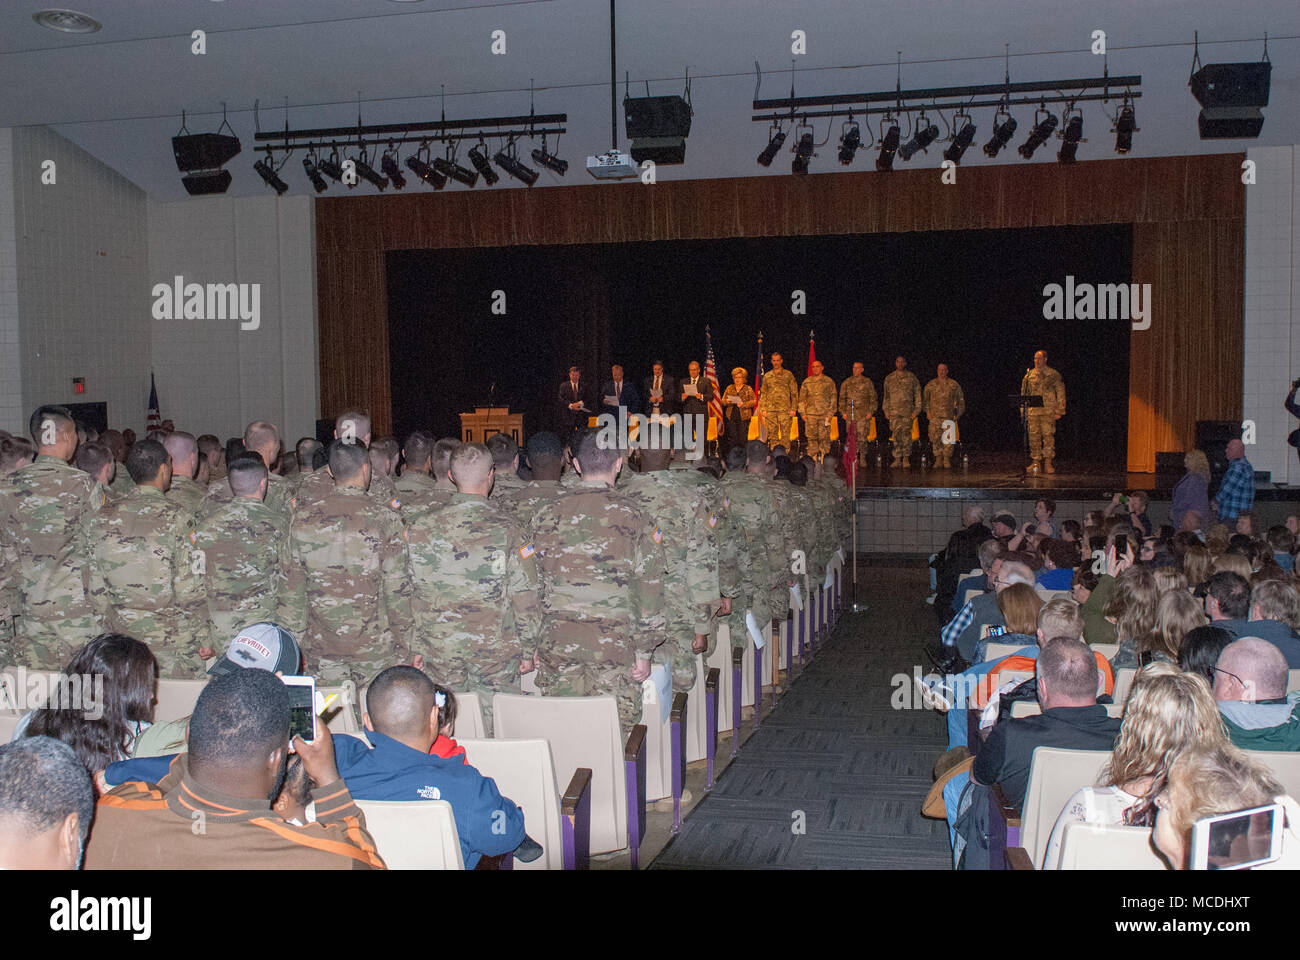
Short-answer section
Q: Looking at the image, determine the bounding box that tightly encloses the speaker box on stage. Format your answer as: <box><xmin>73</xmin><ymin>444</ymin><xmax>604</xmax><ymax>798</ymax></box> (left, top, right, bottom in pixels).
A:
<box><xmin>1155</xmin><ymin>452</ymin><xmax>1184</xmax><ymax>487</ymax></box>
<box><xmin>1195</xmin><ymin>420</ymin><xmax>1241</xmax><ymax>496</ymax></box>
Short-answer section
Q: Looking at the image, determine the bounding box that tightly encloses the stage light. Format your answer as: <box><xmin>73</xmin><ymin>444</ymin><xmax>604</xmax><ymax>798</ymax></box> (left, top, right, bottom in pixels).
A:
<box><xmin>983</xmin><ymin>114</ymin><xmax>1017</xmax><ymax>158</ymax></box>
<box><xmin>381</xmin><ymin>152</ymin><xmax>406</xmax><ymax>190</ymax></box>
<box><xmin>253</xmin><ymin>158</ymin><xmax>288</xmax><ymax>195</ymax></box>
<box><xmin>353</xmin><ymin>152</ymin><xmax>387</xmax><ymax>190</ymax></box>
<box><xmin>876</xmin><ymin>123</ymin><xmax>900</xmax><ymax>172</ymax></box>
<box><xmin>468</xmin><ymin>145</ymin><xmax>500</xmax><ymax>185</ymax></box>
<box><xmin>302</xmin><ymin>155</ymin><xmax>328</xmax><ymax>193</ymax></box>
<box><xmin>1113</xmin><ymin>102</ymin><xmax>1137</xmax><ymax>153</ymax></box>
<box><xmin>493</xmin><ymin>147</ymin><xmax>539</xmax><ymax>186</ymax></box>
<box><xmin>943</xmin><ymin>120</ymin><xmax>977</xmax><ymax>164</ymax></box>
<box><xmin>757</xmin><ymin>126</ymin><xmax>786</xmax><ymax>167</ymax></box>
<box><xmin>1018</xmin><ymin>112</ymin><xmax>1057</xmax><ymax>159</ymax></box>
<box><xmin>899</xmin><ymin>122</ymin><xmax>939</xmax><ymax>161</ymax></box>
<box><xmin>1057</xmin><ymin>113</ymin><xmax>1083</xmax><ymax>164</ymax></box>
<box><xmin>433</xmin><ymin>154</ymin><xmax>478</xmax><ymax>188</ymax></box>
<box><xmin>405</xmin><ymin>149</ymin><xmax>447</xmax><ymax>189</ymax></box>
<box><xmin>837</xmin><ymin>122</ymin><xmax>861</xmax><ymax>165</ymax></box>
<box><xmin>531</xmin><ymin>148</ymin><xmax>569</xmax><ymax>176</ymax></box>
<box><xmin>791</xmin><ymin>132</ymin><xmax>814</xmax><ymax>175</ymax></box>
<box><xmin>317</xmin><ymin>151</ymin><xmax>348</xmax><ymax>186</ymax></box>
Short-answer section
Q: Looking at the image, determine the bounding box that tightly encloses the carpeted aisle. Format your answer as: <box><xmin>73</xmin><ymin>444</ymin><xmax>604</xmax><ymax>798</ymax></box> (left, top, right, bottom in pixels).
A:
<box><xmin>651</xmin><ymin>561</ymin><xmax>953</xmax><ymax>869</ymax></box>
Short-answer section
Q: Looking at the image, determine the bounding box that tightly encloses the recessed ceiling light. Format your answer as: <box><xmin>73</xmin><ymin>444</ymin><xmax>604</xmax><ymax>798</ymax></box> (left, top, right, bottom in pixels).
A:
<box><xmin>32</xmin><ymin>8</ymin><xmax>102</xmax><ymax>33</ymax></box>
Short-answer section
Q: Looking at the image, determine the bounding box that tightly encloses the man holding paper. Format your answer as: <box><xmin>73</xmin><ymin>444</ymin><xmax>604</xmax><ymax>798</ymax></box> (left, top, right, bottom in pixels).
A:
<box><xmin>643</xmin><ymin>362</ymin><xmax>676</xmax><ymax>418</ymax></box>
<box><xmin>557</xmin><ymin>365</ymin><xmax>595</xmax><ymax>438</ymax></box>
<box><xmin>679</xmin><ymin>360</ymin><xmax>713</xmax><ymax>419</ymax></box>
<box><xmin>601</xmin><ymin>364</ymin><xmax>641</xmax><ymax>419</ymax></box>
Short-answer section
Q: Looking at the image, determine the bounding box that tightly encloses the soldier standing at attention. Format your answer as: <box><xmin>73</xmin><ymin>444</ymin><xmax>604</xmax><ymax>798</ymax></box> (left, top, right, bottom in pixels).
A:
<box><xmin>528</xmin><ymin>431</ymin><xmax>667</xmax><ymax>738</ymax></box>
<box><xmin>882</xmin><ymin>356</ymin><xmax>922</xmax><ymax>468</ymax></box>
<box><xmin>500</xmin><ymin>432</ymin><xmax>568</xmax><ymax>530</ymax></box>
<box><xmin>293</xmin><ymin>410</ymin><xmax>402</xmax><ymax>514</ymax></box>
<box><xmin>282</xmin><ymin>441</ymin><xmax>415</xmax><ymax>687</ymax></box>
<box><xmin>0</xmin><ymin>406</ymin><xmax>103</xmax><ymax>668</ymax></box>
<box><xmin>923</xmin><ymin>364</ymin><xmax>966</xmax><ymax>469</ymax></box>
<box><xmin>721</xmin><ymin>441</ymin><xmax>788</xmax><ymax>650</ymax></box>
<box><xmin>423</xmin><ymin>437</ymin><xmax>463</xmax><ymax>512</ymax></box>
<box><xmin>405</xmin><ymin>442</ymin><xmax>540</xmax><ymax>735</ymax></box>
<box><xmin>799</xmin><ymin>360</ymin><xmax>838</xmax><ymax>462</ymax></box>
<box><xmin>100</xmin><ymin>429</ymin><xmax>135</xmax><ymax>501</ymax></box>
<box><xmin>163</xmin><ymin>432</ymin><xmax>207</xmax><ymax>516</ymax></box>
<box><xmin>1020</xmin><ymin>349</ymin><xmax>1066</xmax><ymax>475</ymax></box>
<box><xmin>487</xmin><ymin>433</ymin><xmax>526</xmax><ymax>499</ymax></box>
<box><xmin>393</xmin><ymin>430</ymin><xmax>441</xmax><ymax>521</ymax></box>
<box><xmin>201</xmin><ymin>421</ymin><xmax>296</xmax><ymax>517</ymax></box>
<box><xmin>757</xmin><ymin>352</ymin><xmax>799</xmax><ymax>451</ymax></box>
<box><xmin>838</xmin><ymin>362</ymin><xmax>877</xmax><ymax>466</ymax></box>
<box><xmin>190</xmin><ymin>454</ymin><xmax>292</xmax><ymax>647</ymax></box>
<box><xmin>85</xmin><ymin>439</ymin><xmax>209</xmax><ymax>679</ymax></box>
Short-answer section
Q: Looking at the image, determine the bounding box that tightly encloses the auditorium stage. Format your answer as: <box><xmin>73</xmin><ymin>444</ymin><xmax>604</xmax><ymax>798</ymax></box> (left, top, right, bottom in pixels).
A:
<box><xmin>847</xmin><ymin>453</ymin><xmax>1300</xmax><ymax>555</ymax></box>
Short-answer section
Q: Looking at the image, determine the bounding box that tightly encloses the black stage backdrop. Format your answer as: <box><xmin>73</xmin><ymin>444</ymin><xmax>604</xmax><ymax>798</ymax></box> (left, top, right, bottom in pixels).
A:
<box><xmin>388</xmin><ymin>223</ymin><xmax>1131</xmax><ymax>466</ymax></box>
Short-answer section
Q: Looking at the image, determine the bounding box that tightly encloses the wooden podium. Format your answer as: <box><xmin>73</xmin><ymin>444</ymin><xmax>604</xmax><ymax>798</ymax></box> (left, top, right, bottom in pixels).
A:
<box><xmin>459</xmin><ymin>407</ymin><xmax>523</xmax><ymax>445</ymax></box>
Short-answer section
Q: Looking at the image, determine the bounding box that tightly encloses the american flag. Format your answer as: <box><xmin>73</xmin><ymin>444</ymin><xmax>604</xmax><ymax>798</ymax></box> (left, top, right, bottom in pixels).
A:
<box><xmin>754</xmin><ymin>331</ymin><xmax>764</xmax><ymax>407</ymax></box>
<box><xmin>704</xmin><ymin>326</ymin><xmax>724</xmax><ymax>427</ymax></box>
<box><xmin>146</xmin><ymin>372</ymin><xmax>161</xmax><ymax>432</ymax></box>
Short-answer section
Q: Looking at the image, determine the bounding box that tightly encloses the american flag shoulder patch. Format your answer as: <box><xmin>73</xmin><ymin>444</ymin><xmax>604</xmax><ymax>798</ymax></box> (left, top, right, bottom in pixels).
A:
<box><xmin>189</xmin><ymin>530</ymin><xmax>197</xmax><ymax>545</ymax></box>
<box><xmin>652</xmin><ymin>526</ymin><xmax>663</xmax><ymax>544</ymax></box>
<box><xmin>519</xmin><ymin>542</ymin><xmax>535</xmax><ymax>559</ymax></box>
<box><xmin>723</xmin><ymin>496</ymin><xmax>731</xmax><ymax>509</ymax></box>
<box><xmin>708</xmin><ymin>513</ymin><xmax>718</xmax><ymax>528</ymax></box>
<box><xmin>389</xmin><ymin>497</ymin><xmax>402</xmax><ymax>510</ymax></box>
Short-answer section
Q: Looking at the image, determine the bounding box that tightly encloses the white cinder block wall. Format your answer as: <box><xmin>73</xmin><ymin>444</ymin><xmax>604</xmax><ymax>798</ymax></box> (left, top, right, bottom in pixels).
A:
<box><xmin>0</xmin><ymin>129</ymin><xmax>22</xmax><ymax>433</ymax></box>
<box><xmin>1243</xmin><ymin>145</ymin><xmax>1299</xmax><ymax>485</ymax></box>
<box><xmin>147</xmin><ymin>193</ymin><xmax>319</xmax><ymax>447</ymax></box>
<box><xmin>8</xmin><ymin>125</ymin><xmax>150</xmax><ymax>433</ymax></box>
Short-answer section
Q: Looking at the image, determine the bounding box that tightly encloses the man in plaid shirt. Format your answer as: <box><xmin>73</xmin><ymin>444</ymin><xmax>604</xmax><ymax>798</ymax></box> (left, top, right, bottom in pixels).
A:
<box><xmin>1213</xmin><ymin>438</ymin><xmax>1255</xmax><ymax>523</ymax></box>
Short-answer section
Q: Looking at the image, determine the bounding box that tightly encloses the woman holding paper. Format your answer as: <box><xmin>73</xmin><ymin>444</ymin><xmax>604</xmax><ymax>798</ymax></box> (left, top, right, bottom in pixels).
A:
<box><xmin>722</xmin><ymin>367</ymin><xmax>756</xmax><ymax>456</ymax></box>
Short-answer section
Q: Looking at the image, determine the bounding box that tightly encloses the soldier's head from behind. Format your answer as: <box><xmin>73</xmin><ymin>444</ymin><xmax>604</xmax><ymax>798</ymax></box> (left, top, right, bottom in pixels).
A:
<box><xmin>334</xmin><ymin>408</ymin><xmax>372</xmax><ymax>448</ymax></box>
<box><xmin>450</xmin><ymin>441</ymin><xmax>494</xmax><ymax>497</ymax></box>
<box><xmin>188</xmin><ymin>668</ymin><xmax>290</xmax><ymax>804</ymax></box>
<box><xmin>126</xmin><ymin>438</ymin><xmax>170</xmax><ymax>490</ymax></box>
<box><xmin>0</xmin><ymin>736</ymin><xmax>95</xmax><ymax>870</ymax></box>
<box><xmin>243</xmin><ymin>421</ymin><xmax>281</xmax><ymax>470</ymax></box>
<box><xmin>788</xmin><ymin>461</ymin><xmax>808</xmax><ymax>487</ymax></box>
<box><xmin>296</xmin><ymin>437</ymin><xmax>323</xmax><ymax>471</ymax></box>
<box><xmin>745</xmin><ymin>439</ymin><xmax>772</xmax><ymax>473</ymax></box>
<box><xmin>852</xmin><ymin>361</ymin><xmax>864</xmax><ymax>377</ymax></box>
<box><xmin>29</xmin><ymin>405</ymin><xmax>78</xmax><ymax>461</ymax></box>
<box><xmin>573</xmin><ymin>429</ymin><xmax>623</xmax><ymax>483</ymax></box>
<box><xmin>401</xmin><ymin>430</ymin><xmax>434</xmax><ymax>475</ymax></box>
<box><xmin>432</xmin><ymin>438</ymin><xmax>461</xmax><ymax>487</ymax></box>
<box><xmin>368</xmin><ymin>437</ymin><xmax>400</xmax><ymax>477</ymax></box>
<box><xmin>327</xmin><ymin>439</ymin><xmax>370</xmax><ymax>491</ymax></box>
<box><xmin>811</xmin><ymin>360</ymin><xmax>824</xmax><ymax>377</ymax></box>
<box><xmin>1034</xmin><ymin>350</ymin><xmax>1047</xmax><ymax>370</ymax></box>
<box><xmin>196</xmin><ymin>434</ymin><xmax>223</xmax><ymax>482</ymax></box>
<box><xmin>725</xmin><ymin>445</ymin><xmax>748</xmax><ymax>472</ymax></box>
<box><xmin>100</xmin><ymin>428</ymin><xmax>127</xmax><ymax>463</ymax></box>
<box><xmin>163</xmin><ymin>431</ymin><xmax>199</xmax><ymax>480</ymax></box>
<box><xmin>895</xmin><ymin>356</ymin><xmax>907</xmax><ymax>371</ymax></box>
<box><xmin>525</xmin><ymin>431</ymin><xmax>564</xmax><ymax>482</ymax></box>
<box><xmin>228</xmin><ymin>454</ymin><xmax>270</xmax><ymax>502</ymax></box>
<box><xmin>362</xmin><ymin>666</ymin><xmax>440</xmax><ymax>753</ymax></box>
<box><xmin>937</xmin><ymin>363</ymin><xmax>949</xmax><ymax>380</ymax></box>
<box><xmin>74</xmin><ymin>440</ymin><xmax>114</xmax><ymax>487</ymax></box>
<box><xmin>486</xmin><ymin>432</ymin><xmax>519</xmax><ymax>475</ymax></box>
<box><xmin>0</xmin><ymin>435</ymin><xmax>35</xmax><ymax>474</ymax></box>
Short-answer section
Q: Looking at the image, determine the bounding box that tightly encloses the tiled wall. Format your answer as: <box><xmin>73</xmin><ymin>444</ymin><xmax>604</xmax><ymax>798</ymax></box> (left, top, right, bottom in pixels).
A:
<box><xmin>0</xmin><ymin>130</ymin><xmax>21</xmax><ymax>433</ymax></box>
<box><xmin>1243</xmin><ymin>146</ymin><xmax>1298</xmax><ymax>485</ymax></box>
<box><xmin>9</xmin><ymin>126</ymin><xmax>150</xmax><ymax>433</ymax></box>
<box><xmin>147</xmin><ymin>193</ymin><xmax>319</xmax><ymax>445</ymax></box>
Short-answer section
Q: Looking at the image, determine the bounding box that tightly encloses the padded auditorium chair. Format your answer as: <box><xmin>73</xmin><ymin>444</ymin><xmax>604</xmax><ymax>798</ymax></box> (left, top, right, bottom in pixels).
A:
<box><xmin>982</xmin><ymin>641</ymin><xmax>1029</xmax><ymax>663</ymax></box>
<box><xmin>999</xmin><ymin>747</ymin><xmax>1112</xmax><ymax>870</ymax></box>
<box><xmin>1089</xmin><ymin>642</ymin><xmax>1120</xmax><ymax>661</ymax></box>
<box><xmin>0</xmin><ymin>667</ymin><xmax>61</xmax><ymax>712</ymax></box>
<box><xmin>457</xmin><ymin>737</ymin><xmax>591</xmax><ymax>870</ymax></box>
<box><xmin>0</xmin><ymin>713</ymin><xmax>18</xmax><ymax>743</ymax></box>
<box><xmin>1288</xmin><ymin>670</ymin><xmax>1300</xmax><ymax>695</ymax></box>
<box><xmin>321</xmin><ymin>681</ymin><xmax>361</xmax><ymax>735</ymax></box>
<box><xmin>1248</xmin><ymin>750</ymin><xmax>1300</xmax><ymax>801</ymax></box>
<box><xmin>640</xmin><ymin>677</ymin><xmax>689</xmax><ymax>828</ymax></box>
<box><xmin>352</xmin><ymin>798</ymin><xmax>464</xmax><ymax>870</ymax></box>
<box><xmin>153</xmin><ymin>678</ymin><xmax>208</xmax><ymax>725</ymax></box>
<box><xmin>1112</xmin><ymin>668</ymin><xmax>1137</xmax><ymax>706</ymax></box>
<box><xmin>1010</xmin><ymin>700</ymin><xmax>1124</xmax><ymax>720</ymax></box>
<box><xmin>492</xmin><ymin>693</ymin><xmax>649</xmax><ymax>867</ymax></box>
<box><xmin>451</xmin><ymin>691</ymin><xmax>488</xmax><ymax>740</ymax></box>
<box><xmin>1055</xmin><ymin>821</ymin><xmax>1166</xmax><ymax>869</ymax></box>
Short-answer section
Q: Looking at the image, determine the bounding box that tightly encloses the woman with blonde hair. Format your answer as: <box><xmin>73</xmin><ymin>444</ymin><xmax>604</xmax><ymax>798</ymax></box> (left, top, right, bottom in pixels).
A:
<box><xmin>1171</xmin><ymin>450</ymin><xmax>1211</xmax><ymax>530</ymax></box>
<box><xmin>1205</xmin><ymin>523</ymin><xmax>1231</xmax><ymax>557</ymax></box>
<box><xmin>1212</xmin><ymin>552</ymin><xmax>1253</xmax><ymax>581</ymax></box>
<box><xmin>1138</xmin><ymin>589</ymin><xmax>1208</xmax><ymax>665</ymax></box>
<box><xmin>1043</xmin><ymin>664</ymin><xmax>1226</xmax><ymax>869</ymax></box>
<box><xmin>1106</xmin><ymin>565</ymin><xmax>1161</xmax><ymax>669</ymax></box>
<box><xmin>1153</xmin><ymin>567</ymin><xmax>1189</xmax><ymax>595</ymax></box>
<box><xmin>1182</xmin><ymin>544</ymin><xmax>1212</xmax><ymax>589</ymax></box>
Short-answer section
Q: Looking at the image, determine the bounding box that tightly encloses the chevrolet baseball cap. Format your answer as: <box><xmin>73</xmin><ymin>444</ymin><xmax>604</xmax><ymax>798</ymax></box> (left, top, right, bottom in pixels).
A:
<box><xmin>207</xmin><ymin>622</ymin><xmax>302</xmax><ymax>677</ymax></box>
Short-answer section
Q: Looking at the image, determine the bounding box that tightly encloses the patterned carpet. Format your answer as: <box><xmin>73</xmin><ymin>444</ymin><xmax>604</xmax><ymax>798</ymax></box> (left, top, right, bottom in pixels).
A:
<box><xmin>651</xmin><ymin>562</ymin><xmax>953</xmax><ymax>869</ymax></box>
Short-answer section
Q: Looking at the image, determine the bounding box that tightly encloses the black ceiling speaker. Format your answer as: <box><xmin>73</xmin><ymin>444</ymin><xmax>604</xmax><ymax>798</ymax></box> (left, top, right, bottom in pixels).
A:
<box><xmin>180</xmin><ymin>170</ymin><xmax>233</xmax><ymax>195</ymax></box>
<box><xmin>625</xmin><ymin>94</ymin><xmax>692</xmax><ymax>165</ymax></box>
<box><xmin>1190</xmin><ymin>61</ymin><xmax>1271</xmax><ymax>138</ymax></box>
<box><xmin>172</xmin><ymin>132</ymin><xmax>242</xmax><ymax>172</ymax></box>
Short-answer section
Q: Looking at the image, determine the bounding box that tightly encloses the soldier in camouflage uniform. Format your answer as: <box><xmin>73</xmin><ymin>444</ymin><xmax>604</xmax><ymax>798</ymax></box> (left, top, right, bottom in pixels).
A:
<box><xmin>838</xmin><ymin>362</ymin><xmax>878</xmax><ymax>466</ymax></box>
<box><xmin>1020</xmin><ymin>349</ymin><xmax>1066</xmax><ymax>474</ymax></box>
<box><xmin>798</xmin><ymin>360</ymin><xmax>838</xmax><ymax>462</ymax></box>
<box><xmin>500</xmin><ymin>432</ymin><xmax>568</xmax><ymax>530</ymax></box>
<box><xmin>292</xmin><ymin>410</ymin><xmax>402</xmax><ymax>514</ymax></box>
<box><xmin>163</xmin><ymin>432</ymin><xmax>208</xmax><ymax>516</ymax></box>
<box><xmin>923</xmin><ymin>364</ymin><xmax>966</xmax><ymax>469</ymax></box>
<box><xmin>201</xmin><ymin>420</ymin><xmax>297</xmax><ymax>518</ymax></box>
<box><xmin>282</xmin><ymin>441</ymin><xmax>415</xmax><ymax>687</ymax></box>
<box><xmin>882</xmin><ymin>356</ymin><xmax>922</xmax><ymax>468</ymax></box>
<box><xmin>101</xmin><ymin>429</ymin><xmax>135</xmax><ymax>501</ymax></box>
<box><xmin>405</xmin><ymin>443</ymin><xmax>541</xmax><ymax>735</ymax></box>
<box><xmin>190</xmin><ymin>454</ymin><xmax>292</xmax><ymax>645</ymax></box>
<box><xmin>617</xmin><ymin>448</ymin><xmax>718</xmax><ymax>695</ymax></box>
<box><xmin>487</xmin><ymin>433</ymin><xmax>527</xmax><ymax>499</ymax></box>
<box><xmin>85</xmin><ymin>439</ymin><xmax>209</xmax><ymax>678</ymax></box>
<box><xmin>668</xmin><ymin>456</ymin><xmax>735</xmax><ymax>658</ymax></box>
<box><xmin>0</xmin><ymin>408</ymin><xmax>103</xmax><ymax>667</ymax></box>
<box><xmin>720</xmin><ymin>442</ymin><xmax>787</xmax><ymax>649</ymax></box>
<box><xmin>393</xmin><ymin>431</ymin><xmax>444</xmax><ymax>521</ymax></box>
<box><xmin>757</xmin><ymin>352</ymin><xmax>799</xmax><ymax>451</ymax></box>
<box><xmin>528</xmin><ymin>432</ymin><xmax>666</xmax><ymax>738</ymax></box>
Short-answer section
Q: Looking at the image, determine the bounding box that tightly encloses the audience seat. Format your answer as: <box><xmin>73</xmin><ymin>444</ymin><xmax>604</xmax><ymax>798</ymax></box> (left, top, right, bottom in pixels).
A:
<box><xmin>321</xmin><ymin>682</ymin><xmax>361</xmax><ymax>735</ymax></box>
<box><xmin>492</xmin><ymin>693</ymin><xmax>647</xmax><ymax>863</ymax></box>
<box><xmin>684</xmin><ymin>653</ymin><xmax>708</xmax><ymax>763</ymax></box>
<box><xmin>963</xmin><ymin>588</ymin><xmax>984</xmax><ymax>605</ymax></box>
<box><xmin>153</xmin><ymin>678</ymin><xmax>208</xmax><ymax>725</ymax></box>
<box><xmin>452</xmin><ymin>691</ymin><xmax>487</xmax><ymax>740</ymax></box>
<box><xmin>0</xmin><ymin>667</ymin><xmax>60</xmax><ymax>712</ymax></box>
<box><xmin>1112</xmin><ymin>668</ymin><xmax>1137</xmax><ymax>705</ymax></box>
<box><xmin>1033</xmin><ymin>587</ymin><xmax>1070</xmax><ymax>602</ymax></box>
<box><xmin>707</xmin><ymin>625</ymin><xmax>735</xmax><ymax>734</ymax></box>
<box><xmin>983</xmin><ymin>641</ymin><xmax>1028</xmax><ymax>662</ymax></box>
<box><xmin>1247</xmin><ymin>751</ymin><xmax>1300</xmax><ymax>801</ymax></box>
<box><xmin>1056</xmin><ymin>821</ymin><xmax>1166</xmax><ymax>870</ymax></box>
<box><xmin>0</xmin><ymin>712</ymin><xmax>18</xmax><ymax>743</ymax></box>
<box><xmin>520</xmin><ymin>669</ymin><xmax>538</xmax><ymax>695</ymax></box>
<box><xmin>1010</xmin><ymin>701</ymin><xmax>1124</xmax><ymax>720</ymax></box>
<box><xmin>1089</xmin><ymin>643</ymin><xmax>1120</xmax><ymax>661</ymax></box>
<box><xmin>1289</xmin><ymin>670</ymin><xmax>1300</xmax><ymax>695</ymax></box>
<box><xmin>352</xmin><ymin>798</ymin><xmax>464</xmax><ymax>869</ymax></box>
<box><xmin>1002</xmin><ymin>746</ymin><xmax>1112</xmax><ymax>870</ymax></box>
<box><xmin>457</xmin><ymin>737</ymin><xmax>589</xmax><ymax>870</ymax></box>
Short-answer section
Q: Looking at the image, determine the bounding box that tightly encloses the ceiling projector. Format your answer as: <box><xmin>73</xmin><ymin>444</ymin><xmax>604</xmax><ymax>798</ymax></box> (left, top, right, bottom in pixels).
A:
<box><xmin>586</xmin><ymin>149</ymin><xmax>638</xmax><ymax>180</ymax></box>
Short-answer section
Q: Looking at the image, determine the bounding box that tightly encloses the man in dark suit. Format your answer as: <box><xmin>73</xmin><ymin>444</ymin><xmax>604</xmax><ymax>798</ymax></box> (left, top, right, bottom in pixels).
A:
<box><xmin>558</xmin><ymin>365</ymin><xmax>595</xmax><ymax>437</ymax></box>
<box><xmin>643</xmin><ymin>362</ymin><xmax>675</xmax><ymax>418</ymax></box>
<box><xmin>679</xmin><ymin>360</ymin><xmax>713</xmax><ymax>419</ymax></box>
<box><xmin>601</xmin><ymin>364</ymin><xmax>641</xmax><ymax>420</ymax></box>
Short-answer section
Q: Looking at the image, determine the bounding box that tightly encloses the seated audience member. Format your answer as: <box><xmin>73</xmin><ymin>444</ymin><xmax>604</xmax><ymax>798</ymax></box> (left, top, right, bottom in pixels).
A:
<box><xmin>1100</xmin><ymin>564</ymin><xmax>1159</xmax><ymax>660</ymax></box>
<box><xmin>1178</xmin><ymin>625</ymin><xmax>1236</xmax><ymax>686</ymax></box>
<box><xmin>1153</xmin><ymin>568</ymin><xmax>1189</xmax><ymax>595</ymax></box>
<box><xmin>1152</xmin><ymin>743</ymin><xmax>1282</xmax><ymax>869</ymax></box>
<box><xmin>21</xmin><ymin>634</ymin><xmax>157</xmax><ymax>778</ymax></box>
<box><xmin>1114</xmin><ymin>588</ymin><xmax>1207</xmax><ymax>671</ymax></box>
<box><xmin>973</xmin><ymin>583</ymin><xmax>1042</xmax><ymax>665</ymax></box>
<box><xmin>990</xmin><ymin>513</ymin><xmax>1018</xmax><ymax>544</ymax></box>
<box><xmin>1182</xmin><ymin>544</ymin><xmax>1212</xmax><ymax>589</ymax></box>
<box><xmin>1060</xmin><ymin>519</ymin><xmax>1082</xmax><ymax>545</ymax></box>
<box><xmin>1207</xmin><ymin>573</ymin><xmax>1300</xmax><ymax>667</ymax></box>
<box><xmin>1213</xmin><ymin>552</ymin><xmax>1252</xmax><ymax>581</ymax></box>
<box><xmin>1035</xmin><ymin>539</ymin><xmax>1076</xmax><ymax>590</ymax></box>
<box><xmin>1213</xmin><ymin>637</ymin><xmax>1300</xmax><ymax>751</ymax></box>
<box><xmin>952</xmin><ymin>538</ymin><xmax>1005</xmax><ymax>615</ymax></box>
<box><xmin>1042</xmin><ymin>663</ymin><xmax>1226</xmax><ymax>869</ymax></box>
<box><xmin>0</xmin><ymin>737</ymin><xmax>96</xmax><ymax>870</ymax></box>
<box><xmin>972</xmin><ymin>637</ymin><xmax>1122</xmax><ymax>808</ymax></box>
<box><xmin>1032</xmin><ymin>498</ymin><xmax>1059</xmax><ymax>538</ymax></box>
<box><xmin>941</xmin><ymin>558</ymin><xmax>1034</xmax><ymax>664</ymax></box>
<box><xmin>84</xmin><ymin>668</ymin><xmax>385</xmax><ymax>869</ymax></box>
<box><xmin>932</xmin><ymin>505</ymin><xmax>993</xmax><ymax>609</ymax></box>
<box><xmin>333</xmin><ymin>666</ymin><xmax>527</xmax><ymax>868</ymax></box>
<box><xmin>1235</xmin><ymin>512</ymin><xmax>1254</xmax><ymax>538</ymax></box>
<box><xmin>1267</xmin><ymin>525</ymin><xmax>1297</xmax><ymax>573</ymax></box>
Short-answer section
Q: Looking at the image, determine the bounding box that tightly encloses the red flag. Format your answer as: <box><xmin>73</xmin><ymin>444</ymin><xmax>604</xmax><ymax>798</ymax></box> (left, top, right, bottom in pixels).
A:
<box><xmin>842</xmin><ymin>419</ymin><xmax>857</xmax><ymax>493</ymax></box>
<box><xmin>807</xmin><ymin>331</ymin><xmax>816</xmax><ymax>377</ymax></box>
